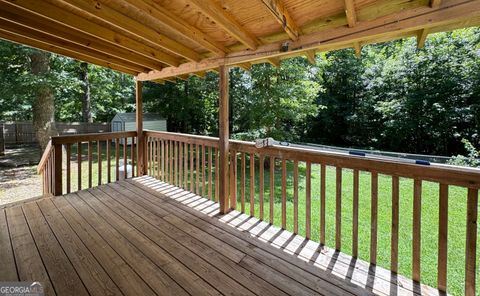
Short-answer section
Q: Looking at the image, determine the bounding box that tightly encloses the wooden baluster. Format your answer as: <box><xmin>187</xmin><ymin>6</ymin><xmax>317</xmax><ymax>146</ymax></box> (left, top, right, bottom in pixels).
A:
<box><xmin>437</xmin><ymin>183</ymin><xmax>448</xmax><ymax>291</ymax></box>
<box><xmin>66</xmin><ymin>144</ymin><xmax>71</xmax><ymax>194</ymax></box>
<box><xmin>230</xmin><ymin>150</ymin><xmax>237</xmax><ymax>210</ymax></box>
<box><xmin>352</xmin><ymin>169</ymin><xmax>359</xmax><ymax>257</ymax></box>
<box><xmin>241</xmin><ymin>152</ymin><xmax>246</xmax><ymax>213</ymax></box>
<box><xmin>190</xmin><ymin>143</ymin><xmax>194</xmax><ymax>192</ymax></box>
<box><xmin>175</xmin><ymin>141</ymin><xmax>179</xmax><ymax>186</ymax></box>
<box><xmin>97</xmin><ymin>141</ymin><xmax>102</xmax><ymax>186</ymax></box>
<box><xmin>107</xmin><ymin>139</ymin><xmax>111</xmax><ymax>183</ymax></box>
<box><xmin>88</xmin><ymin>141</ymin><xmax>93</xmax><ymax>188</ymax></box>
<box><xmin>306</xmin><ymin>161</ymin><xmax>311</xmax><ymax>239</ymax></box>
<box><xmin>371</xmin><ymin>172</ymin><xmax>379</xmax><ymax>264</ymax></box>
<box><xmin>77</xmin><ymin>142</ymin><xmax>82</xmax><ymax>190</ymax></box>
<box><xmin>250</xmin><ymin>153</ymin><xmax>255</xmax><ymax>216</ymax></box>
<box><xmin>150</xmin><ymin>137</ymin><xmax>154</xmax><ymax>176</ymax></box>
<box><xmin>412</xmin><ymin>179</ymin><xmax>421</xmax><ymax>282</ymax></box>
<box><xmin>185</xmin><ymin>142</ymin><xmax>189</xmax><ymax>190</ymax></box>
<box><xmin>123</xmin><ymin>137</ymin><xmax>127</xmax><ymax>179</ymax></box>
<box><xmin>269</xmin><ymin>156</ymin><xmax>275</xmax><ymax>224</ymax></box>
<box><xmin>115</xmin><ymin>138</ymin><xmax>120</xmax><ymax>181</ymax></box>
<box><xmin>281</xmin><ymin>158</ymin><xmax>287</xmax><ymax>229</ymax></box>
<box><xmin>391</xmin><ymin>176</ymin><xmax>399</xmax><ymax>272</ymax></box>
<box><xmin>465</xmin><ymin>188</ymin><xmax>478</xmax><ymax>296</ymax></box>
<box><xmin>179</xmin><ymin>141</ymin><xmax>184</xmax><ymax>188</ymax></box>
<box><xmin>170</xmin><ymin>141</ymin><xmax>173</xmax><ymax>185</ymax></box>
<box><xmin>320</xmin><ymin>164</ymin><xmax>326</xmax><ymax>245</ymax></box>
<box><xmin>335</xmin><ymin>167</ymin><xmax>342</xmax><ymax>250</ymax></box>
<box><xmin>259</xmin><ymin>155</ymin><xmax>264</xmax><ymax>220</ymax></box>
<box><xmin>131</xmin><ymin>137</ymin><xmax>135</xmax><ymax>177</ymax></box>
<box><xmin>160</xmin><ymin>140</ymin><xmax>164</xmax><ymax>181</ymax></box>
<box><xmin>196</xmin><ymin>144</ymin><xmax>200</xmax><ymax>194</ymax></box>
<box><xmin>201</xmin><ymin>145</ymin><xmax>206</xmax><ymax>196</ymax></box>
<box><xmin>215</xmin><ymin>148</ymin><xmax>219</xmax><ymax>202</ymax></box>
<box><xmin>293</xmin><ymin>160</ymin><xmax>299</xmax><ymax>234</ymax></box>
<box><xmin>158</xmin><ymin>139</ymin><xmax>162</xmax><ymax>180</ymax></box>
<box><xmin>53</xmin><ymin>144</ymin><xmax>62</xmax><ymax>195</ymax></box>
<box><xmin>208</xmin><ymin>146</ymin><xmax>213</xmax><ymax>200</ymax></box>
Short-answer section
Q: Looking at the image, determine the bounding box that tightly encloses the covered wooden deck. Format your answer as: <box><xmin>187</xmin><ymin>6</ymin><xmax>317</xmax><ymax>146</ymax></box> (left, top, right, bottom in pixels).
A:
<box><xmin>1</xmin><ymin>176</ymin><xmax>443</xmax><ymax>296</ymax></box>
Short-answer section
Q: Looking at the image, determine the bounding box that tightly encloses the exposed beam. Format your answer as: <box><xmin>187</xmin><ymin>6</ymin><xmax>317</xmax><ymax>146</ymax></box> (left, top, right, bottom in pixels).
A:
<box><xmin>122</xmin><ymin>0</ymin><xmax>227</xmax><ymax>56</ymax></box>
<box><xmin>260</xmin><ymin>0</ymin><xmax>301</xmax><ymax>41</ymax></box>
<box><xmin>236</xmin><ymin>63</ymin><xmax>252</xmax><ymax>71</ymax></box>
<box><xmin>430</xmin><ymin>0</ymin><xmax>442</xmax><ymax>8</ymax></box>
<box><xmin>61</xmin><ymin>0</ymin><xmax>200</xmax><ymax>62</ymax></box>
<box><xmin>268</xmin><ymin>57</ymin><xmax>281</xmax><ymax>67</ymax></box>
<box><xmin>353</xmin><ymin>42</ymin><xmax>362</xmax><ymax>57</ymax></box>
<box><xmin>417</xmin><ymin>28</ymin><xmax>430</xmax><ymax>48</ymax></box>
<box><xmin>137</xmin><ymin>0</ymin><xmax>479</xmax><ymax>81</ymax></box>
<box><xmin>0</xmin><ymin>28</ymin><xmax>139</xmax><ymax>75</ymax></box>
<box><xmin>0</xmin><ymin>2</ymin><xmax>164</xmax><ymax>70</ymax></box>
<box><xmin>305</xmin><ymin>50</ymin><xmax>316</xmax><ymax>64</ymax></box>
<box><xmin>0</xmin><ymin>18</ymin><xmax>148</xmax><ymax>73</ymax></box>
<box><xmin>189</xmin><ymin>0</ymin><xmax>258</xmax><ymax>49</ymax></box>
<box><xmin>345</xmin><ymin>0</ymin><xmax>357</xmax><ymax>28</ymax></box>
<box><xmin>2</xmin><ymin>0</ymin><xmax>178</xmax><ymax>67</ymax></box>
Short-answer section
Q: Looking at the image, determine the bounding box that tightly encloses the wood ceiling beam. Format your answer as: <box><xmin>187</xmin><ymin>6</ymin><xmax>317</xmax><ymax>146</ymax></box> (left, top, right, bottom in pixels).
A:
<box><xmin>2</xmin><ymin>0</ymin><xmax>178</xmax><ymax>67</ymax></box>
<box><xmin>416</xmin><ymin>28</ymin><xmax>430</xmax><ymax>48</ymax></box>
<box><xmin>189</xmin><ymin>0</ymin><xmax>258</xmax><ymax>50</ymax></box>
<box><xmin>345</xmin><ymin>0</ymin><xmax>357</xmax><ymax>28</ymax></box>
<box><xmin>61</xmin><ymin>0</ymin><xmax>200</xmax><ymax>62</ymax></box>
<box><xmin>121</xmin><ymin>0</ymin><xmax>227</xmax><ymax>57</ymax></box>
<box><xmin>353</xmin><ymin>42</ymin><xmax>362</xmax><ymax>57</ymax></box>
<box><xmin>0</xmin><ymin>2</ymin><xmax>163</xmax><ymax>71</ymax></box>
<box><xmin>430</xmin><ymin>0</ymin><xmax>442</xmax><ymax>8</ymax></box>
<box><xmin>0</xmin><ymin>14</ymin><xmax>149</xmax><ymax>73</ymax></box>
<box><xmin>305</xmin><ymin>50</ymin><xmax>316</xmax><ymax>64</ymax></box>
<box><xmin>137</xmin><ymin>0</ymin><xmax>479</xmax><ymax>81</ymax></box>
<box><xmin>260</xmin><ymin>0</ymin><xmax>301</xmax><ymax>41</ymax></box>
<box><xmin>0</xmin><ymin>29</ymin><xmax>139</xmax><ymax>75</ymax></box>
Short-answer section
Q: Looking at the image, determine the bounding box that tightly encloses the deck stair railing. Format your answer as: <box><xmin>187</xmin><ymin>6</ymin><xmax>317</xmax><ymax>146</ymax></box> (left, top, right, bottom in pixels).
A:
<box><xmin>144</xmin><ymin>130</ymin><xmax>480</xmax><ymax>296</ymax></box>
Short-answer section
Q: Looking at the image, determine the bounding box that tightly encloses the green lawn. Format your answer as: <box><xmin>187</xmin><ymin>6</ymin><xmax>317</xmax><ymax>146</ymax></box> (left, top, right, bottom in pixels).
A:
<box><xmin>59</xmin><ymin>146</ymin><xmax>477</xmax><ymax>295</ymax></box>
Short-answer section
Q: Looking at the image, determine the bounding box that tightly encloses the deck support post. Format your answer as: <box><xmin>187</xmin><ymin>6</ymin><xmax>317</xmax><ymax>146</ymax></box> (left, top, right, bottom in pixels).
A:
<box><xmin>219</xmin><ymin>65</ymin><xmax>230</xmax><ymax>214</ymax></box>
<box><xmin>136</xmin><ymin>79</ymin><xmax>145</xmax><ymax>176</ymax></box>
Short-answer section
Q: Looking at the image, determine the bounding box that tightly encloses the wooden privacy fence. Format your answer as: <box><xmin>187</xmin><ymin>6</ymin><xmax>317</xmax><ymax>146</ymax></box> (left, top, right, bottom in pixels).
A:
<box><xmin>2</xmin><ymin>122</ymin><xmax>111</xmax><ymax>144</ymax></box>
<box><xmin>38</xmin><ymin>131</ymin><xmax>137</xmax><ymax>196</ymax></box>
<box><xmin>144</xmin><ymin>130</ymin><xmax>480</xmax><ymax>296</ymax></box>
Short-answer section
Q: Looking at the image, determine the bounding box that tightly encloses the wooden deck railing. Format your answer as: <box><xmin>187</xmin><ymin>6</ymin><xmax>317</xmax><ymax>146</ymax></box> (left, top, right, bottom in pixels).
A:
<box><xmin>38</xmin><ymin>131</ymin><xmax>138</xmax><ymax>196</ymax></box>
<box><xmin>145</xmin><ymin>130</ymin><xmax>480</xmax><ymax>295</ymax></box>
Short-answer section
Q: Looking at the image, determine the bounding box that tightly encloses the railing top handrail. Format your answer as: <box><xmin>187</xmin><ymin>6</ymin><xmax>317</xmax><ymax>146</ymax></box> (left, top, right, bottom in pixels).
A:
<box><xmin>51</xmin><ymin>131</ymin><xmax>137</xmax><ymax>145</ymax></box>
<box><xmin>37</xmin><ymin>140</ymin><xmax>53</xmax><ymax>174</ymax></box>
<box><xmin>144</xmin><ymin>130</ymin><xmax>219</xmax><ymax>147</ymax></box>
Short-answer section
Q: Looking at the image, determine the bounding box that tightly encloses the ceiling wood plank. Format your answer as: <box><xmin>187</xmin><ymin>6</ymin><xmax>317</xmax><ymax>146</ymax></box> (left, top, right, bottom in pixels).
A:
<box><xmin>62</xmin><ymin>0</ymin><xmax>200</xmax><ymax>62</ymax></box>
<box><xmin>260</xmin><ymin>0</ymin><xmax>301</xmax><ymax>41</ymax></box>
<box><xmin>305</xmin><ymin>50</ymin><xmax>316</xmax><ymax>64</ymax></box>
<box><xmin>0</xmin><ymin>20</ymin><xmax>146</xmax><ymax>73</ymax></box>
<box><xmin>137</xmin><ymin>0</ymin><xmax>479</xmax><ymax>81</ymax></box>
<box><xmin>122</xmin><ymin>0</ymin><xmax>227</xmax><ymax>56</ymax></box>
<box><xmin>189</xmin><ymin>0</ymin><xmax>258</xmax><ymax>50</ymax></box>
<box><xmin>2</xmin><ymin>0</ymin><xmax>178</xmax><ymax>67</ymax></box>
<box><xmin>345</xmin><ymin>0</ymin><xmax>357</xmax><ymax>28</ymax></box>
<box><xmin>416</xmin><ymin>28</ymin><xmax>430</xmax><ymax>48</ymax></box>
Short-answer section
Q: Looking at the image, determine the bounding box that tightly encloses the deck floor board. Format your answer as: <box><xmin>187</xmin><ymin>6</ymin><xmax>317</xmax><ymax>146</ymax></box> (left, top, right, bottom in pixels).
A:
<box><xmin>0</xmin><ymin>176</ymin><xmax>446</xmax><ymax>296</ymax></box>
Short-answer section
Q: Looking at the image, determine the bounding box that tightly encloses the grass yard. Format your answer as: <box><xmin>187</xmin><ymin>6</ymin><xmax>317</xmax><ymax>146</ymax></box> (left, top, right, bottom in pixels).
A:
<box><xmin>61</xmin><ymin>144</ymin><xmax>477</xmax><ymax>295</ymax></box>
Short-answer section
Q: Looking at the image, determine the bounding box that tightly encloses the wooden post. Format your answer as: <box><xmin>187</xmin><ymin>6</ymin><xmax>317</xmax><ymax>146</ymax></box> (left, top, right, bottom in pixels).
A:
<box><xmin>53</xmin><ymin>143</ymin><xmax>62</xmax><ymax>196</ymax></box>
<box><xmin>219</xmin><ymin>65</ymin><xmax>230</xmax><ymax>214</ymax></box>
<box><xmin>136</xmin><ymin>79</ymin><xmax>145</xmax><ymax>175</ymax></box>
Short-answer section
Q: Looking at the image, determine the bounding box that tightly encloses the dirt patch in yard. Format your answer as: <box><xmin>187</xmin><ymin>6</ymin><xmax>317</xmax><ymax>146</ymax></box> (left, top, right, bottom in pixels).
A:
<box><xmin>0</xmin><ymin>145</ymin><xmax>42</xmax><ymax>206</ymax></box>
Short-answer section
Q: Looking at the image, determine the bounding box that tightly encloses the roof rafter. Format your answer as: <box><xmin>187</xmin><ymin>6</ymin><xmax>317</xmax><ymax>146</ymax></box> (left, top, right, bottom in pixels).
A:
<box><xmin>2</xmin><ymin>0</ymin><xmax>178</xmax><ymax>67</ymax></box>
<box><xmin>268</xmin><ymin>57</ymin><xmax>281</xmax><ymax>67</ymax></box>
<box><xmin>122</xmin><ymin>0</ymin><xmax>227</xmax><ymax>57</ymax></box>
<box><xmin>0</xmin><ymin>29</ymin><xmax>139</xmax><ymax>75</ymax></box>
<box><xmin>236</xmin><ymin>62</ymin><xmax>252</xmax><ymax>71</ymax></box>
<box><xmin>0</xmin><ymin>2</ymin><xmax>163</xmax><ymax>70</ymax></box>
<box><xmin>305</xmin><ymin>50</ymin><xmax>316</xmax><ymax>64</ymax></box>
<box><xmin>137</xmin><ymin>0</ymin><xmax>479</xmax><ymax>81</ymax></box>
<box><xmin>189</xmin><ymin>0</ymin><xmax>258</xmax><ymax>50</ymax></box>
<box><xmin>416</xmin><ymin>28</ymin><xmax>430</xmax><ymax>48</ymax></box>
<box><xmin>345</xmin><ymin>0</ymin><xmax>357</xmax><ymax>28</ymax></box>
<box><xmin>260</xmin><ymin>0</ymin><xmax>301</xmax><ymax>41</ymax></box>
<box><xmin>61</xmin><ymin>0</ymin><xmax>200</xmax><ymax>62</ymax></box>
<box><xmin>353</xmin><ymin>42</ymin><xmax>362</xmax><ymax>57</ymax></box>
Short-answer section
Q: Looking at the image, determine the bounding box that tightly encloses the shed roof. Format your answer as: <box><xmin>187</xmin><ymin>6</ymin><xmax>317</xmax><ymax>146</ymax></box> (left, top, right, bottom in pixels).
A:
<box><xmin>113</xmin><ymin>113</ymin><xmax>165</xmax><ymax>122</ymax></box>
<box><xmin>0</xmin><ymin>0</ymin><xmax>478</xmax><ymax>82</ymax></box>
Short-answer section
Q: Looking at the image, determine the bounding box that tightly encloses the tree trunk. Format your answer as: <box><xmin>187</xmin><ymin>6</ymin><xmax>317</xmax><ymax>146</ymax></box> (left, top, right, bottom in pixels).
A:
<box><xmin>79</xmin><ymin>62</ymin><xmax>92</xmax><ymax>123</ymax></box>
<box><xmin>30</xmin><ymin>50</ymin><xmax>57</xmax><ymax>151</ymax></box>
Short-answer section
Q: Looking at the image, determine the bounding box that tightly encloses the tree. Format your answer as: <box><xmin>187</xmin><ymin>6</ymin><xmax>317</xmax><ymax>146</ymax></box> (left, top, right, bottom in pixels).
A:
<box><xmin>79</xmin><ymin>62</ymin><xmax>92</xmax><ymax>123</ymax></box>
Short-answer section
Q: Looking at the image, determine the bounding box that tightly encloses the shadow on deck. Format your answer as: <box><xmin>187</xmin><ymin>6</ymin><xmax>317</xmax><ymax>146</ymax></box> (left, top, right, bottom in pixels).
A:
<box><xmin>0</xmin><ymin>176</ymin><xmax>445</xmax><ymax>296</ymax></box>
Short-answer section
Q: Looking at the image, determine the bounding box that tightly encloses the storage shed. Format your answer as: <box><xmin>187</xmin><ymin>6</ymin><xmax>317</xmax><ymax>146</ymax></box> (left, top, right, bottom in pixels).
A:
<box><xmin>111</xmin><ymin>113</ymin><xmax>166</xmax><ymax>144</ymax></box>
